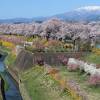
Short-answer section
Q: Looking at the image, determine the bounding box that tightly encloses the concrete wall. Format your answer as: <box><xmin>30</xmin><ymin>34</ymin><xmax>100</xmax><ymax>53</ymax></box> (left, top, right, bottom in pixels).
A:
<box><xmin>15</xmin><ymin>50</ymin><xmax>84</xmax><ymax>70</ymax></box>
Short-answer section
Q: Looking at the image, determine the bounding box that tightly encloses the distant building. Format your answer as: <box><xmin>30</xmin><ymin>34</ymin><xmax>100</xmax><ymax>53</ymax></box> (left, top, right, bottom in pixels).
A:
<box><xmin>24</xmin><ymin>42</ymin><xmax>33</xmax><ymax>47</ymax></box>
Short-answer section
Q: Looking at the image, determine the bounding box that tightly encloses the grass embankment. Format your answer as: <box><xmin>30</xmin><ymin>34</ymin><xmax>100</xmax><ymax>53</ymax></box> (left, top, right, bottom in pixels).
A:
<box><xmin>0</xmin><ymin>46</ymin><xmax>16</xmax><ymax>67</ymax></box>
<box><xmin>0</xmin><ymin>77</ymin><xmax>3</xmax><ymax>100</ymax></box>
<box><xmin>21</xmin><ymin>66</ymin><xmax>100</xmax><ymax>100</ymax></box>
<box><xmin>0</xmin><ymin>72</ymin><xmax>10</xmax><ymax>91</ymax></box>
<box><xmin>0</xmin><ymin>46</ymin><xmax>16</xmax><ymax>91</ymax></box>
<box><xmin>60</xmin><ymin>67</ymin><xmax>100</xmax><ymax>100</ymax></box>
<box><xmin>4</xmin><ymin>52</ymin><xmax>16</xmax><ymax>67</ymax></box>
<box><xmin>20</xmin><ymin>66</ymin><xmax>73</xmax><ymax>100</ymax></box>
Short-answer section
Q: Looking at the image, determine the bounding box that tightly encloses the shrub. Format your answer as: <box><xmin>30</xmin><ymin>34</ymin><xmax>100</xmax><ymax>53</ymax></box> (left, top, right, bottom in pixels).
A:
<box><xmin>36</xmin><ymin>57</ymin><xmax>44</xmax><ymax>66</ymax></box>
<box><xmin>88</xmin><ymin>74</ymin><xmax>100</xmax><ymax>86</ymax></box>
<box><xmin>96</xmin><ymin>64</ymin><xmax>100</xmax><ymax>69</ymax></box>
<box><xmin>67</xmin><ymin>58</ymin><xmax>79</xmax><ymax>71</ymax></box>
<box><xmin>25</xmin><ymin>46</ymin><xmax>34</xmax><ymax>52</ymax></box>
<box><xmin>67</xmin><ymin>63</ymin><xmax>79</xmax><ymax>71</ymax></box>
<box><xmin>32</xmin><ymin>40</ymin><xmax>45</xmax><ymax>52</ymax></box>
<box><xmin>64</xmin><ymin>43</ymin><xmax>73</xmax><ymax>49</ymax></box>
<box><xmin>92</xmin><ymin>48</ymin><xmax>100</xmax><ymax>55</ymax></box>
<box><xmin>47</xmin><ymin>68</ymin><xmax>59</xmax><ymax>75</ymax></box>
<box><xmin>62</xmin><ymin>58</ymin><xmax>69</xmax><ymax>65</ymax></box>
<box><xmin>2</xmin><ymin>41</ymin><xmax>15</xmax><ymax>49</ymax></box>
<box><xmin>57</xmin><ymin>55</ymin><xmax>68</xmax><ymax>65</ymax></box>
<box><xmin>0</xmin><ymin>41</ymin><xmax>2</xmax><ymax>46</ymax></box>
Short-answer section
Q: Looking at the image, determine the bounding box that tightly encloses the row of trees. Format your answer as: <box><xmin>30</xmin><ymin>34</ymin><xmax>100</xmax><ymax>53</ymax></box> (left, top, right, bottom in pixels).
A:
<box><xmin>0</xmin><ymin>18</ymin><xmax>99</xmax><ymax>51</ymax></box>
<box><xmin>0</xmin><ymin>19</ymin><xmax>100</xmax><ymax>40</ymax></box>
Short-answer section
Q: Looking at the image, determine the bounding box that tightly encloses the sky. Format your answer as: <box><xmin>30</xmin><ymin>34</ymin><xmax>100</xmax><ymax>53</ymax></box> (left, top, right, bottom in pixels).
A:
<box><xmin>0</xmin><ymin>0</ymin><xmax>100</xmax><ymax>19</ymax></box>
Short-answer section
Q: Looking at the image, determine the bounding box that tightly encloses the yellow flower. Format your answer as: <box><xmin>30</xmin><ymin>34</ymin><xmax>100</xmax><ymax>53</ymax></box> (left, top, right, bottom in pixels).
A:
<box><xmin>2</xmin><ymin>41</ymin><xmax>15</xmax><ymax>48</ymax></box>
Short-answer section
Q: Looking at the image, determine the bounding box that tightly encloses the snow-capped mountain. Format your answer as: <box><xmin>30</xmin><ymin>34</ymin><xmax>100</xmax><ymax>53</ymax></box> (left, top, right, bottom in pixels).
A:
<box><xmin>54</xmin><ymin>6</ymin><xmax>100</xmax><ymax>22</ymax></box>
<box><xmin>0</xmin><ymin>6</ymin><xmax>100</xmax><ymax>23</ymax></box>
<box><xmin>76</xmin><ymin>6</ymin><xmax>100</xmax><ymax>11</ymax></box>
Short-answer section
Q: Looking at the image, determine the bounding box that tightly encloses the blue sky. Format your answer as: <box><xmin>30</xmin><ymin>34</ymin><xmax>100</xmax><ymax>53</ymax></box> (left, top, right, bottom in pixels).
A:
<box><xmin>0</xmin><ymin>0</ymin><xmax>100</xmax><ymax>19</ymax></box>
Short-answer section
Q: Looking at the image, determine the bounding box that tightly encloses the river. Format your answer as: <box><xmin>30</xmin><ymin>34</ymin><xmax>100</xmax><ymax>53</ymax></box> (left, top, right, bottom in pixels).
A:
<box><xmin>0</xmin><ymin>54</ymin><xmax>23</xmax><ymax>100</ymax></box>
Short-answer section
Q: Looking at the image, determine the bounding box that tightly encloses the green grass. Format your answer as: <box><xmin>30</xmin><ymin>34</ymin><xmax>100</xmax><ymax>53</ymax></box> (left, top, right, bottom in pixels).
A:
<box><xmin>21</xmin><ymin>66</ymin><xmax>73</xmax><ymax>100</ymax></box>
<box><xmin>0</xmin><ymin>46</ymin><xmax>16</xmax><ymax>67</ymax></box>
<box><xmin>26</xmin><ymin>37</ymin><xmax>34</xmax><ymax>42</ymax></box>
<box><xmin>0</xmin><ymin>72</ymin><xmax>10</xmax><ymax>91</ymax></box>
<box><xmin>0</xmin><ymin>46</ymin><xmax>15</xmax><ymax>90</ymax></box>
<box><xmin>20</xmin><ymin>65</ymin><xmax>100</xmax><ymax>100</ymax></box>
<box><xmin>59</xmin><ymin>67</ymin><xmax>100</xmax><ymax>100</ymax></box>
<box><xmin>83</xmin><ymin>53</ymin><xmax>100</xmax><ymax>64</ymax></box>
<box><xmin>0</xmin><ymin>46</ymin><xmax>11</xmax><ymax>53</ymax></box>
<box><xmin>4</xmin><ymin>52</ymin><xmax>16</xmax><ymax>67</ymax></box>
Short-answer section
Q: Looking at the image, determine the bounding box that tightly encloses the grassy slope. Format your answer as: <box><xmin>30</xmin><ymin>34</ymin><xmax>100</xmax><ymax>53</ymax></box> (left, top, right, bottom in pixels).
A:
<box><xmin>0</xmin><ymin>46</ymin><xmax>16</xmax><ymax>67</ymax></box>
<box><xmin>1</xmin><ymin>45</ymin><xmax>100</xmax><ymax>100</ymax></box>
<box><xmin>5</xmin><ymin>52</ymin><xmax>16</xmax><ymax>67</ymax></box>
<box><xmin>0</xmin><ymin>46</ymin><xmax>16</xmax><ymax>90</ymax></box>
<box><xmin>83</xmin><ymin>53</ymin><xmax>100</xmax><ymax>64</ymax></box>
<box><xmin>21</xmin><ymin>66</ymin><xmax>73</xmax><ymax>100</ymax></box>
<box><xmin>21</xmin><ymin>65</ymin><xmax>100</xmax><ymax>100</ymax></box>
<box><xmin>60</xmin><ymin>67</ymin><xmax>100</xmax><ymax>100</ymax></box>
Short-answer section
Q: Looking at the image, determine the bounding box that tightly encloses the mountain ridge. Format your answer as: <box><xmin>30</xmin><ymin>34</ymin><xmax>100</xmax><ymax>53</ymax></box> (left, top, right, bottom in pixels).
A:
<box><xmin>0</xmin><ymin>6</ymin><xmax>100</xmax><ymax>23</ymax></box>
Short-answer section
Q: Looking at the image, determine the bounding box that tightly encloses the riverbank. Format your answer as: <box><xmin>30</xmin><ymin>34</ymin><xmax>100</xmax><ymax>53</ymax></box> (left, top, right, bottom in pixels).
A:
<box><xmin>0</xmin><ymin>77</ymin><xmax>3</xmax><ymax>100</ymax></box>
<box><xmin>20</xmin><ymin>66</ymin><xmax>73</xmax><ymax>100</ymax></box>
<box><xmin>0</xmin><ymin>47</ymin><xmax>23</xmax><ymax>100</ymax></box>
<box><xmin>1</xmin><ymin>45</ymin><xmax>100</xmax><ymax>100</ymax></box>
